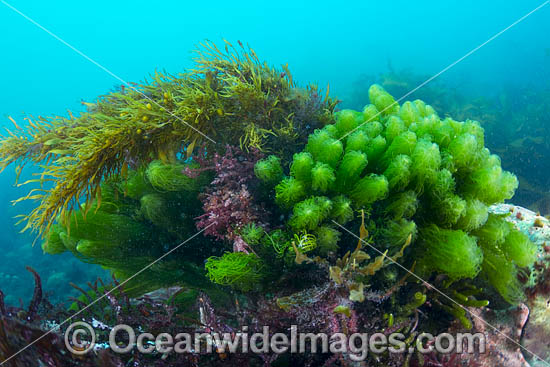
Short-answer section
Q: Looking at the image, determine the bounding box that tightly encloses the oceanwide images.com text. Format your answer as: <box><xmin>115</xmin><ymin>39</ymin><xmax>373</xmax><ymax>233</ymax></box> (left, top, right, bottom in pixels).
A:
<box><xmin>65</xmin><ymin>322</ymin><xmax>486</xmax><ymax>361</ymax></box>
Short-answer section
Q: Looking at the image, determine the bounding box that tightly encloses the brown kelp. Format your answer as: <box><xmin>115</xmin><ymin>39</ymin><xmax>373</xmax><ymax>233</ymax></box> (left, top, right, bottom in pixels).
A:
<box><xmin>0</xmin><ymin>40</ymin><xmax>336</xmax><ymax>239</ymax></box>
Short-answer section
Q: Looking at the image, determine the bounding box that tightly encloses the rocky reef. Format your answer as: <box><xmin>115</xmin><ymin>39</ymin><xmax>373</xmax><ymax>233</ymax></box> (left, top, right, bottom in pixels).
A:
<box><xmin>0</xmin><ymin>42</ymin><xmax>548</xmax><ymax>366</ymax></box>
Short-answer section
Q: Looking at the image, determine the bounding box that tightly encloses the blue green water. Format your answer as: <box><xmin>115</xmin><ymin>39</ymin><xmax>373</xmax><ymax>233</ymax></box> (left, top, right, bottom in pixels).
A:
<box><xmin>0</xmin><ymin>0</ymin><xmax>548</xmax><ymax>305</ymax></box>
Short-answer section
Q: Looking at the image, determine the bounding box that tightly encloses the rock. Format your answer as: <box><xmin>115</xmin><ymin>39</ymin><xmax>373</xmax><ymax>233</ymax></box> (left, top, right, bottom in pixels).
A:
<box><xmin>522</xmin><ymin>294</ymin><xmax>550</xmax><ymax>365</ymax></box>
<box><xmin>444</xmin><ymin>303</ymin><xmax>530</xmax><ymax>367</ymax></box>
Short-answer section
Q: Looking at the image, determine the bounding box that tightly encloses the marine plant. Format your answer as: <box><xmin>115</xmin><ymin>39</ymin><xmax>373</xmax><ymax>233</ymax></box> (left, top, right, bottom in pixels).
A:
<box><xmin>41</xmin><ymin>159</ymin><xmax>211</xmax><ymax>295</ymax></box>
<box><xmin>204</xmin><ymin>252</ymin><xmax>266</xmax><ymax>291</ymax></box>
<box><xmin>256</xmin><ymin>84</ymin><xmax>536</xmax><ymax>306</ymax></box>
<box><xmin>0</xmin><ymin>43</ymin><xmax>545</xmax><ymax>366</ymax></box>
<box><xmin>192</xmin><ymin>145</ymin><xmax>268</xmax><ymax>250</ymax></box>
<box><xmin>348</xmin><ymin>67</ymin><xmax>550</xmax><ymax>213</ymax></box>
<box><xmin>0</xmin><ymin>40</ymin><xmax>335</xmax><ymax>239</ymax></box>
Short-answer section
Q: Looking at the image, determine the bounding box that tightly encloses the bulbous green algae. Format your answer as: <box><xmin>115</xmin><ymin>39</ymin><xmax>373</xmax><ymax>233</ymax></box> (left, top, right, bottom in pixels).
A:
<box><xmin>455</xmin><ymin>199</ymin><xmax>488</xmax><ymax>231</ymax></box>
<box><xmin>41</xmin><ymin>159</ymin><xmax>208</xmax><ymax>296</ymax></box>
<box><xmin>501</xmin><ymin>229</ymin><xmax>537</xmax><ymax>267</ymax></box>
<box><xmin>205</xmin><ymin>252</ymin><xmax>265</xmax><ymax>291</ymax></box>
<box><xmin>473</xmin><ymin>214</ymin><xmax>511</xmax><ymax>247</ymax></box>
<box><xmin>311</xmin><ymin>162</ymin><xmax>336</xmax><ymax>192</ymax></box>
<box><xmin>448</xmin><ymin>133</ymin><xmax>481</xmax><ymax>171</ymax></box>
<box><xmin>364</xmin><ymin>135</ymin><xmax>387</xmax><ymax>168</ymax></box>
<box><xmin>240</xmin><ymin>223</ymin><xmax>265</xmax><ymax>246</ymax></box>
<box><xmin>362</xmin><ymin>104</ymin><xmax>379</xmax><ymax>122</ymax></box>
<box><xmin>122</xmin><ymin>168</ymin><xmax>154</xmax><ymax>200</ymax></box>
<box><xmin>463</xmin><ymin>161</ymin><xmax>518</xmax><ymax>204</ymax></box>
<box><xmin>334</xmin><ymin>109</ymin><xmax>362</xmax><ymax>138</ymax></box>
<box><xmin>42</xmin><ymin>224</ymin><xmax>67</xmax><ymax>255</ymax></box>
<box><xmin>140</xmin><ymin>193</ymin><xmax>168</xmax><ymax>228</ymax></box>
<box><xmin>290</xmin><ymin>152</ymin><xmax>314</xmax><ymax>185</ymax></box>
<box><xmin>482</xmin><ymin>248</ymin><xmax>523</xmax><ymax>304</ymax></box>
<box><xmin>345</xmin><ymin>130</ymin><xmax>370</xmax><ymax>153</ymax></box>
<box><xmin>384</xmin><ymin>190</ymin><xmax>418</xmax><ymax>220</ymax></box>
<box><xmin>290</xmin><ymin>197</ymin><xmax>333</xmax><ymax>231</ymax></box>
<box><xmin>146</xmin><ymin>160</ymin><xmax>203</xmax><ymax>192</ymax></box>
<box><xmin>419</xmin><ymin>225</ymin><xmax>483</xmax><ymax>280</ymax></box>
<box><xmin>384</xmin><ymin>116</ymin><xmax>407</xmax><ymax>143</ymax></box>
<box><xmin>335</xmin><ymin>151</ymin><xmax>368</xmax><ymax>191</ymax></box>
<box><xmin>433</xmin><ymin>194</ymin><xmax>467</xmax><ymax>226</ymax></box>
<box><xmin>410</xmin><ymin>139</ymin><xmax>441</xmax><ymax>190</ymax></box>
<box><xmin>314</xmin><ymin>225</ymin><xmax>341</xmax><ymax>254</ymax></box>
<box><xmin>350</xmin><ymin>174</ymin><xmax>389</xmax><ymax>207</ymax></box>
<box><xmin>305</xmin><ymin>129</ymin><xmax>343</xmax><ymax>168</ymax></box>
<box><xmin>381</xmin><ymin>218</ymin><xmax>417</xmax><ymax>249</ymax></box>
<box><xmin>275</xmin><ymin>177</ymin><xmax>306</xmax><ymax>208</ymax></box>
<box><xmin>380</xmin><ymin>131</ymin><xmax>417</xmax><ymax>170</ymax></box>
<box><xmin>369</xmin><ymin>84</ymin><xmax>399</xmax><ymax>115</ymax></box>
<box><xmin>399</xmin><ymin>101</ymin><xmax>420</xmax><ymax>127</ymax></box>
<box><xmin>364</xmin><ymin>120</ymin><xmax>384</xmax><ymax>139</ymax></box>
<box><xmin>330</xmin><ymin>195</ymin><xmax>354</xmax><ymax>224</ymax></box>
<box><xmin>65</xmin><ymin>209</ymin><xmax>153</xmax><ymax>247</ymax></box>
<box><xmin>259</xmin><ymin>84</ymin><xmax>535</xmax><ymax>305</ymax></box>
<box><xmin>254</xmin><ymin>155</ymin><xmax>283</xmax><ymax>185</ymax></box>
<box><xmin>471</xmin><ymin>213</ymin><xmax>537</xmax><ymax>303</ymax></box>
<box><xmin>384</xmin><ymin>155</ymin><xmax>412</xmax><ymax>191</ymax></box>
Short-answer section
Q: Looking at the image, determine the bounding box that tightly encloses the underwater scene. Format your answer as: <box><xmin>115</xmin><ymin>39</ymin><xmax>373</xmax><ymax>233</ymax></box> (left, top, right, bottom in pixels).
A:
<box><xmin>0</xmin><ymin>0</ymin><xmax>550</xmax><ymax>366</ymax></box>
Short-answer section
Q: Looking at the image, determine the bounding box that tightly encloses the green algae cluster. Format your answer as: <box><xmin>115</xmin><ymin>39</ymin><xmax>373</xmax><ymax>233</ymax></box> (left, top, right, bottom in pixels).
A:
<box><xmin>0</xmin><ymin>41</ymin><xmax>540</xmax><ymax>335</ymax></box>
<box><xmin>256</xmin><ymin>84</ymin><xmax>537</xmax><ymax>304</ymax></box>
<box><xmin>42</xmin><ymin>160</ymin><xmax>211</xmax><ymax>295</ymax></box>
<box><xmin>351</xmin><ymin>67</ymin><xmax>550</xmax><ymax>214</ymax></box>
<box><xmin>203</xmin><ymin>225</ymin><xmax>299</xmax><ymax>292</ymax></box>
<box><xmin>204</xmin><ymin>252</ymin><xmax>265</xmax><ymax>291</ymax></box>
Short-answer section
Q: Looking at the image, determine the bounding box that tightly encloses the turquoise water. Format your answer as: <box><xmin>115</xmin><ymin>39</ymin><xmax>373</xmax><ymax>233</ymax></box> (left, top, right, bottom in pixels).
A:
<box><xmin>0</xmin><ymin>0</ymin><xmax>548</xmax><ymax>305</ymax></box>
